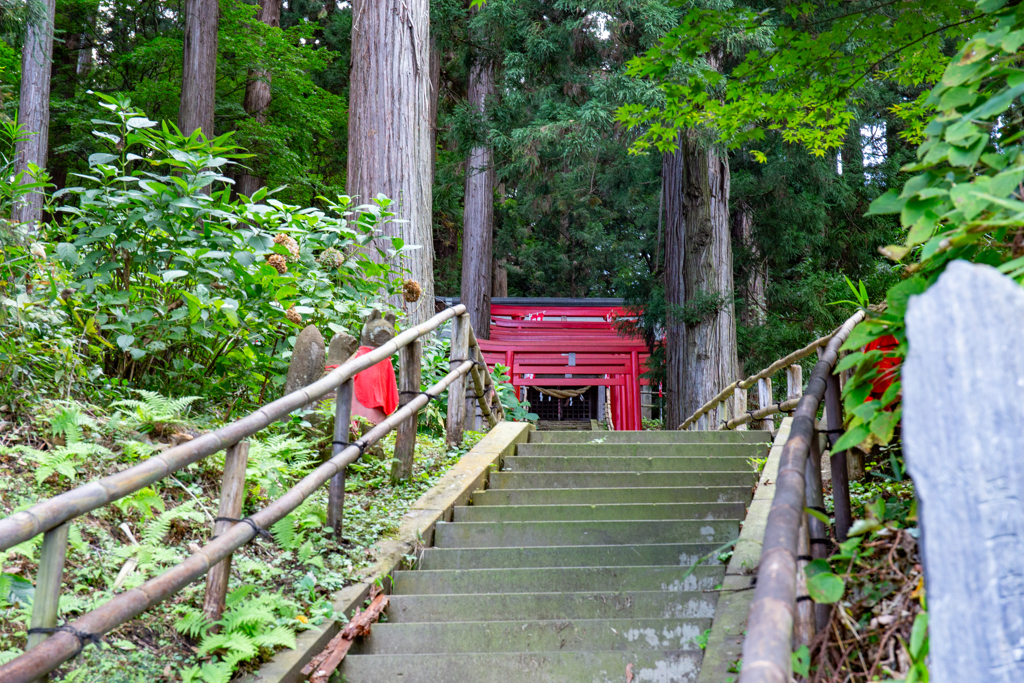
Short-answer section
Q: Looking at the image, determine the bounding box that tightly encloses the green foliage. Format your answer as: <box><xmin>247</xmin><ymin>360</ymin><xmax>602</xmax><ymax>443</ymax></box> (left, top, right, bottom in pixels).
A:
<box><xmin>621</xmin><ymin>0</ymin><xmax>982</xmax><ymax>156</ymax></box>
<box><xmin>176</xmin><ymin>586</ymin><xmax>298</xmax><ymax>682</ymax></box>
<box><xmin>112</xmin><ymin>390</ymin><xmax>201</xmax><ymax>434</ymax></box>
<box><xmin>838</xmin><ymin>0</ymin><xmax>1024</xmax><ymax>451</ymax></box>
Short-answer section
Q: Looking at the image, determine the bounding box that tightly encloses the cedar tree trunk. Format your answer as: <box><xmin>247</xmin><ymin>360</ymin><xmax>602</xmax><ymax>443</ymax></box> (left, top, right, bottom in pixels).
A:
<box><xmin>237</xmin><ymin>0</ymin><xmax>281</xmax><ymax>198</ymax></box>
<box><xmin>460</xmin><ymin>52</ymin><xmax>494</xmax><ymax>339</ymax></box>
<box><xmin>732</xmin><ymin>203</ymin><xmax>766</xmax><ymax>327</ymax></box>
<box><xmin>664</xmin><ymin>130</ymin><xmax>739</xmax><ymax>428</ymax></box>
<box><xmin>12</xmin><ymin>0</ymin><xmax>56</xmax><ymax>225</ymax></box>
<box><xmin>179</xmin><ymin>0</ymin><xmax>218</xmax><ymax>138</ymax></box>
<box><xmin>348</xmin><ymin>0</ymin><xmax>434</xmax><ymax>325</ymax></box>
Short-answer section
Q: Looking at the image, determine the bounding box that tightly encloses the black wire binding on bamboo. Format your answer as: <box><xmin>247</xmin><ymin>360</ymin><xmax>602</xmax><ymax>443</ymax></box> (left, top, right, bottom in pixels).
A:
<box><xmin>738</xmin><ymin>310</ymin><xmax>864</xmax><ymax>683</ymax></box>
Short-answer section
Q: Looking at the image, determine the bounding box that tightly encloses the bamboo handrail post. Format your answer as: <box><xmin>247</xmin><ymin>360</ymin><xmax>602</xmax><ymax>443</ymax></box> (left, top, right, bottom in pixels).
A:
<box><xmin>824</xmin><ymin>370</ymin><xmax>852</xmax><ymax>541</ymax></box>
<box><xmin>328</xmin><ymin>379</ymin><xmax>354</xmax><ymax>539</ymax></box>
<box><xmin>786</xmin><ymin>365</ymin><xmax>802</xmax><ymax>400</ymax></box>
<box><xmin>794</xmin><ymin>512</ymin><xmax>815</xmax><ymax>646</ymax></box>
<box><xmin>446</xmin><ymin>314</ymin><xmax>470</xmax><ymax>446</ymax></box>
<box><xmin>732</xmin><ymin>388</ymin><xmax>748</xmax><ymax>431</ymax></box>
<box><xmin>393</xmin><ymin>341</ymin><xmax>422</xmax><ymax>482</ymax></box>
<box><xmin>806</xmin><ymin>426</ymin><xmax>830</xmax><ymax>630</ymax></box>
<box><xmin>26</xmin><ymin>522</ymin><xmax>69</xmax><ymax>683</ymax></box>
<box><xmin>756</xmin><ymin>377</ymin><xmax>773</xmax><ymax>431</ymax></box>
<box><xmin>203</xmin><ymin>441</ymin><xmax>249</xmax><ymax>624</ymax></box>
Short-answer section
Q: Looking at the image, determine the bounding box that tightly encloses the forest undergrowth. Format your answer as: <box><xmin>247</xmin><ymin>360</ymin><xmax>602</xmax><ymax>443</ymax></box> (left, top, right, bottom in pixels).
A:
<box><xmin>0</xmin><ymin>394</ymin><xmax>482</xmax><ymax>683</ymax></box>
<box><xmin>796</xmin><ymin>445</ymin><xmax>926</xmax><ymax>683</ymax></box>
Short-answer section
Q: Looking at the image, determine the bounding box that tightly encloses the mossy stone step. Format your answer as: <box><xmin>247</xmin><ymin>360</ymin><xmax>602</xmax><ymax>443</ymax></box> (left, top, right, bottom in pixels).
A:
<box><xmin>340</xmin><ymin>650</ymin><xmax>703</xmax><ymax>683</ymax></box>
<box><xmin>453</xmin><ymin>501</ymin><xmax>746</xmax><ymax>523</ymax></box>
<box><xmin>503</xmin><ymin>455</ymin><xmax>756</xmax><ymax>472</ymax></box>
<box><xmin>514</xmin><ymin>443</ymin><xmax>764</xmax><ymax>458</ymax></box>
<box><xmin>470</xmin><ymin>486</ymin><xmax>753</xmax><ymax>507</ymax></box>
<box><xmin>418</xmin><ymin>543</ymin><xmax>725</xmax><ymax>570</ymax></box>
<box><xmin>352</xmin><ymin>617</ymin><xmax>713</xmax><ymax>655</ymax></box>
<box><xmin>384</xmin><ymin>590</ymin><xmax>718</xmax><ymax>623</ymax></box>
<box><xmin>433</xmin><ymin>519</ymin><xmax>739</xmax><ymax>548</ymax></box>
<box><xmin>527</xmin><ymin>429</ymin><xmax>769</xmax><ymax>444</ymax></box>
<box><xmin>487</xmin><ymin>470</ymin><xmax>756</xmax><ymax>490</ymax></box>
<box><xmin>391</xmin><ymin>565</ymin><xmax>724</xmax><ymax>595</ymax></box>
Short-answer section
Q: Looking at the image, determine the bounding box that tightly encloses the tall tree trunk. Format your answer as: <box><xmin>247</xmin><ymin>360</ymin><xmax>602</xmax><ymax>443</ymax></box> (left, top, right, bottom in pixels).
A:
<box><xmin>460</xmin><ymin>49</ymin><xmax>494</xmax><ymax>339</ymax></box>
<box><xmin>179</xmin><ymin>0</ymin><xmax>218</xmax><ymax>138</ymax></box>
<box><xmin>348</xmin><ymin>0</ymin><xmax>434</xmax><ymax>325</ymax></box>
<box><xmin>12</xmin><ymin>0</ymin><xmax>56</xmax><ymax>226</ymax></box>
<box><xmin>732</xmin><ymin>203</ymin><xmax>766</xmax><ymax>327</ymax></box>
<box><xmin>664</xmin><ymin>131</ymin><xmax>739</xmax><ymax>428</ymax></box>
<box><xmin>237</xmin><ymin>0</ymin><xmax>281</xmax><ymax>198</ymax></box>
<box><xmin>663</xmin><ymin>139</ymin><xmax>686</xmax><ymax>428</ymax></box>
<box><xmin>492</xmin><ymin>259</ymin><xmax>507</xmax><ymax>298</ymax></box>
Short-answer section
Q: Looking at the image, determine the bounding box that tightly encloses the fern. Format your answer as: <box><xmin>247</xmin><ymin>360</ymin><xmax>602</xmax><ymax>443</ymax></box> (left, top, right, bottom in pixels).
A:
<box><xmin>112</xmin><ymin>390</ymin><xmax>201</xmax><ymax>433</ymax></box>
<box><xmin>244</xmin><ymin>435</ymin><xmax>318</xmax><ymax>499</ymax></box>
<box><xmin>252</xmin><ymin>625</ymin><xmax>297</xmax><ymax>651</ymax></box>
<box><xmin>6</xmin><ymin>442</ymin><xmax>112</xmax><ymax>486</ymax></box>
<box><xmin>140</xmin><ymin>500</ymin><xmax>203</xmax><ymax>545</ymax></box>
<box><xmin>270</xmin><ymin>515</ymin><xmax>301</xmax><ymax>551</ymax></box>
<box><xmin>181</xmin><ymin>661</ymin><xmax>232</xmax><ymax>683</ymax></box>
<box><xmin>113</xmin><ymin>486</ymin><xmax>165</xmax><ymax>520</ymax></box>
<box><xmin>119</xmin><ymin>440</ymin><xmax>158</xmax><ymax>461</ymax></box>
<box><xmin>175</xmin><ymin>606</ymin><xmax>213</xmax><ymax>640</ymax></box>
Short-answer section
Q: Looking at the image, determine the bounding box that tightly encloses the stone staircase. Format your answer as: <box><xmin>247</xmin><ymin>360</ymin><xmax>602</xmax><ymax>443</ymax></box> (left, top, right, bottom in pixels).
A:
<box><xmin>339</xmin><ymin>429</ymin><xmax>769</xmax><ymax>683</ymax></box>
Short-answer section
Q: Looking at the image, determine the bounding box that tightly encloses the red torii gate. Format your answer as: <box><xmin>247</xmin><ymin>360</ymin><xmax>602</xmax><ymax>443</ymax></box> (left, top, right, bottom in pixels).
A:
<box><xmin>474</xmin><ymin>302</ymin><xmax>651</xmax><ymax>430</ymax></box>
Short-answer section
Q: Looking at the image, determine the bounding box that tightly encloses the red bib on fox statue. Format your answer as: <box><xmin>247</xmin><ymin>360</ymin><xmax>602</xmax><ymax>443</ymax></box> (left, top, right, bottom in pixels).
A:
<box><xmin>350</xmin><ymin>310</ymin><xmax>400</xmax><ymax>424</ymax></box>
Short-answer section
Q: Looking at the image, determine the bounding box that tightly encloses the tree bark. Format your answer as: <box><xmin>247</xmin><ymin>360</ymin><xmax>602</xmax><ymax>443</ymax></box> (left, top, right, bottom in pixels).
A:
<box><xmin>663</xmin><ymin>139</ymin><xmax>686</xmax><ymax>429</ymax></box>
<box><xmin>348</xmin><ymin>0</ymin><xmax>434</xmax><ymax>325</ymax></box>
<box><xmin>12</xmin><ymin>0</ymin><xmax>56</xmax><ymax>225</ymax></box>
<box><xmin>732</xmin><ymin>202</ymin><xmax>766</xmax><ymax>327</ymax></box>
<box><xmin>492</xmin><ymin>259</ymin><xmax>508</xmax><ymax>298</ymax></box>
<box><xmin>460</xmin><ymin>49</ymin><xmax>494</xmax><ymax>339</ymax></box>
<box><xmin>237</xmin><ymin>0</ymin><xmax>281</xmax><ymax>198</ymax></box>
<box><xmin>664</xmin><ymin>130</ymin><xmax>739</xmax><ymax>428</ymax></box>
<box><xmin>179</xmin><ymin>0</ymin><xmax>219</xmax><ymax>138</ymax></box>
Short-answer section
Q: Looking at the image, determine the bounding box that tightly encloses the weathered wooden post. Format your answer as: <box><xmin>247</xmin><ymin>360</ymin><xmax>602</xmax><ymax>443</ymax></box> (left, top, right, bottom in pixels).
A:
<box><xmin>328</xmin><ymin>379</ymin><xmax>354</xmax><ymax>539</ymax></box>
<box><xmin>806</xmin><ymin>423</ymin><xmax>830</xmax><ymax>630</ymax></box>
<box><xmin>26</xmin><ymin>522</ymin><xmax>69</xmax><ymax>681</ymax></box>
<box><xmin>203</xmin><ymin>440</ymin><xmax>249</xmax><ymax>624</ymax></box>
<box><xmin>756</xmin><ymin>377</ymin><xmax>772</xmax><ymax>430</ymax></box>
<box><xmin>903</xmin><ymin>261</ymin><xmax>1024</xmax><ymax>682</ymax></box>
<box><xmin>446</xmin><ymin>314</ymin><xmax>470</xmax><ymax>446</ymax></box>
<box><xmin>786</xmin><ymin>364</ymin><xmax>802</xmax><ymax>400</ymax></box>
<box><xmin>823</xmin><ymin>369</ymin><xmax>851</xmax><ymax>541</ymax></box>
<box><xmin>732</xmin><ymin>387</ymin><xmax>748</xmax><ymax>431</ymax></box>
<box><xmin>392</xmin><ymin>340</ymin><xmax>422</xmax><ymax>482</ymax></box>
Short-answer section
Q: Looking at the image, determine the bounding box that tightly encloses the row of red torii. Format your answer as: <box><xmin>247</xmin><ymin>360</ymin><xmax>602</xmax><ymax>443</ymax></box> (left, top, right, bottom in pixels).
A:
<box><xmin>474</xmin><ymin>300</ymin><xmax>650</xmax><ymax>431</ymax></box>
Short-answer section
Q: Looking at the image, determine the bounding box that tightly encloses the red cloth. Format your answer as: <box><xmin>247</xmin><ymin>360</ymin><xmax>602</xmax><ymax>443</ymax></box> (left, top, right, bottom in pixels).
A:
<box><xmin>865</xmin><ymin>334</ymin><xmax>900</xmax><ymax>401</ymax></box>
<box><xmin>352</xmin><ymin>346</ymin><xmax>399</xmax><ymax>415</ymax></box>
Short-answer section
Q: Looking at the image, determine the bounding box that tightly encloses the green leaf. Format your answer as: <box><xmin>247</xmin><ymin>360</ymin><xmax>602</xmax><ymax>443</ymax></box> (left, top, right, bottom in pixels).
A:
<box><xmin>792</xmin><ymin>645</ymin><xmax>810</xmax><ymax>678</ymax></box>
<box><xmin>807</xmin><ymin>572</ymin><xmax>844</xmax><ymax>604</ymax></box>
<box><xmin>832</xmin><ymin>424</ymin><xmax>870</xmax><ymax>452</ymax></box>
<box><xmin>866</xmin><ymin>189</ymin><xmax>906</xmax><ymax>216</ymax></box>
<box><xmin>88</xmin><ymin>152</ymin><xmax>118</xmax><ymax>166</ymax></box>
<box><xmin>55</xmin><ymin>242</ymin><xmax>78</xmax><ymax>265</ymax></box>
<box><xmin>805</xmin><ymin>507</ymin><xmax>830</xmax><ymax>525</ymax></box>
<box><xmin>848</xmin><ymin>517</ymin><xmax>883</xmax><ymax>537</ymax></box>
<box><xmin>804</xmin><ymin>558</ymin><xmax>832</xmax><ymax>578</ymax></box>
<box><xmin>909</xmin><ymin>612</ymin><xmax>929</xmax><ymax>660</ymax></box>
<box><xmin>870</xmin><ymin>409</ymin><xmax>901</xmax><ymax>443</ymax></box>
<box><xmin>116</xmin><ymin>334</ymin><xmax>135</xmax><ymax>351</ymax></box>
<box><xmin>162</xmin><ymin>270</ymin><xmax>189</xmax><ymax>282</ymax></box>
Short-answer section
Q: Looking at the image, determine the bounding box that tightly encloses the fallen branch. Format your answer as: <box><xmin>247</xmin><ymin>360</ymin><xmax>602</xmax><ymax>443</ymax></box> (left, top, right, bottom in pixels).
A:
<box><xmin>300</xmin><ymin>589</ymin><xmax>390</xmax><ymax>683</ymax></box>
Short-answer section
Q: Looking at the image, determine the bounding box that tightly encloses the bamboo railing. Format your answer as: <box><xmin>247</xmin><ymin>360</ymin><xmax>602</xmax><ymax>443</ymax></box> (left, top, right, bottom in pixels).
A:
<box><xmin>738</xmin><ymin>311</ymin><xmax>865</xmax><ymax>683</ymax></box>
<box><xmin>678</xmin><ymin>332</ymin><xmax>837</xmax><ymax>431</ymax></box>
<box><xmin>0</xmin><ymin>305</ymin><xmax>504</xmax><ymax>683</ymax></box>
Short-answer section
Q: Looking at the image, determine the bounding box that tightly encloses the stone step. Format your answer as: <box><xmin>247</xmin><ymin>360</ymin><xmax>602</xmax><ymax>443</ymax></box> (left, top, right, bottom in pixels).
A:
<box><xmin>385</xmin><ymin>590</ymin><xmax>718</xmax><ymax>623</ymax></box>
<box><xmin>352</xmin><ymin>617</ymin><xmax>713</xmax><ymax>655</ymax></box>
<box><xmin>433</xmin><ymin>519</ymin><xmax>739</xmax><ymax>548</ymax></box>
<box><xmin>504</xmin><ymin>455</ymin><xmax>755</xmax><ymax>472</ymax></box>
<box><xmin>487</xmin><ymin>470</ymin><xmax>756</xmax><ymax>490</ymax></box>
<box><xmin>391</xmin><ymin>565</ymin><xmax>724</xmax><ymax>595</ymax></box>
<box><xmin>470</xmin><ymin>486</ymin><xmax>753</xmax><ymax>507</ymax></box>
<box><xmin>528</xmin><ymin>429</ymin><xmax>769</xmax><ymax>444</ymax></box>
<box><xmin>340</xmin><ymin>649</ymin><xmax>703</xmax><ymax>683</ymax></box>
<box><xmin>453</xmin><ymin>502</ymin><xmax>745</xmax><ymax>523</ymax></box>
<box><xmin>418</xmin><ymin>543</ymin><xmax>725</xmax><ymax>570</ymax></box>
<box><xmin>515</xmin><ymin>443</ymin><xmax>764</xmax><ymax>459</ymax></box>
